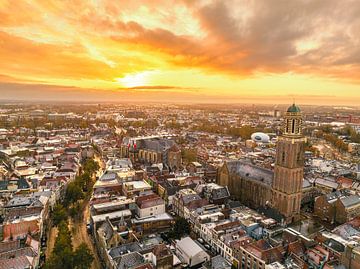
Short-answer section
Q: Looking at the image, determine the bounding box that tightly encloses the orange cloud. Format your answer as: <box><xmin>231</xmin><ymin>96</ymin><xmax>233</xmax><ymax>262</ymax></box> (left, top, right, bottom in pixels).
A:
<box><xmin>0</xmin><ymin>0</ymin><xmax>360</xmax><ymax>103</ymax></box>
<box><xmin>0</xmin><ymin>31</ymin><xmax>119</xmax><ymax>80</ymax></box>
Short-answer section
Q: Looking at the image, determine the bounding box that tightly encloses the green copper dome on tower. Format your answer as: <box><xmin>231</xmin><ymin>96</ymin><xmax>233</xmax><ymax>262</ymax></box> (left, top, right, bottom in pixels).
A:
<box><xmin>287</xmin><ymin>103</ymin><xmax>301</xmax><ymax>113</ymax></box>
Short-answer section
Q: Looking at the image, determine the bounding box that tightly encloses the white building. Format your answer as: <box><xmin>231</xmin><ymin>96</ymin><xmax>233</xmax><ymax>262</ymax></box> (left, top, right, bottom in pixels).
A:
<box><xmin>176</xmin><ymin>237</ymin><xmax>210</xmax><ymax>267</ymax></box>
<box><xmin>135</xmin><ymin>193</ymin><xmax>165</xmax><ymax>218</ymax></box>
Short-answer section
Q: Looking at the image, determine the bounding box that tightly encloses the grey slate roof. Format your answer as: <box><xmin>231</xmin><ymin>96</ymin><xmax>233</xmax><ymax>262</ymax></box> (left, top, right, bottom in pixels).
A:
<box><xmin>211</xmin><ymin>186</ymin><xmax>230</xmax><ymax>200</ymax></box>
<box><xmin>204</xmin><ymin>255</ymin><xmax>231</xmax><ymax>269</ymax></box>
<box><xmin>0</xmin><ymin>179</ymin><xmax>30</xmax><ymax>191</ymax></box>
<box><xmin>325</xmin><ymin>190</ymin><xmax>347</xmax><ymax>203</ymax></box>
<box><xmin>324</xmin><ymin>238</ymin><xmax>345</xmax><ymax>253</ymax></box>
<box><xmin>315</xmin><ymin>178</ymin><xmax>339</xmax><ymax>189</ymax></box>
<box><xmin>115</xmin><ymin>252</ymin><xmax>145</xmax><ymax>269</ymax></box>
<box><xmin>100</xmin><ymin>172</ymin><xmax>118</xmax><ymax>181</ymax></box>
<box><xmin>109</xmin><ymin>242</ymin><xmax>141</xmax><ymax>259</ymax></box>
<box><xmin>124</xmin><ymin>136</ymin><xmax>176</xmax><ymax>152</ymax></box>
<box><xmin>99</xmin><ymin>219</ymin><xmax>114</xmax><ymax>241</ymax></box>
<box><xmin>333</xmin><ymin>224</ymin><xmax>360</xmax><ymax>240</ymax></box>
<box><xmin>226</xmin><ymin>160</ymin><xmax>274</xmax><ymax>186</ymax></box>
<box><xmin>182</xmin><ymin>194</ymin><xmax>202</xmax><ymax>204</ymax></box>
<box><xmin>340</xmin><ymin>195</ymin><xmax>360</xmax><ymax>208</ymax></box>
<box><xmin>5</xmin><ymin>196</ymin><xmax>42</xmax><ymax>208</ymax></box>
<box><xmin>141</xmin><ymin>138</ymin><xmax>175</xmax><ymax>152</ymax></box>
<box><xmin>302</xmin><ymin>179</ymin><xmax>312</xmax><ymax>188</ymax></box>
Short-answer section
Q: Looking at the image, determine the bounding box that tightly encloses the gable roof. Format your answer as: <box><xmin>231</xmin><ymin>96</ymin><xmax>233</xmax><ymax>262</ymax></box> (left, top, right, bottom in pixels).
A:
<box><xmin>176</xmin><ymin>237</ymin><xmax>205</xmax><ymax>257</ymax></box>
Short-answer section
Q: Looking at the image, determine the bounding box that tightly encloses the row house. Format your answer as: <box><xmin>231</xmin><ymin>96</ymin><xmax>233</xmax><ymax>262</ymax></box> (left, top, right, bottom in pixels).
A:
<box><xmin>239</xmin><ymin>240</ymin><xmax>283</xmax><ymax>269</ymax></box>
<box><xmin>157</xmin><ymin>176</ymin><xmax>202</xmax><ymax>206</ymax></box>
<box><xmin>195</xmin><ymin>183</ymin><xmax>230</xmax><ymax>205</ymax></box>
<box><xmin>315</xmin><ymin>190</ymin><xmax>360</xmax><ymax>224</ymax></box>
<box><xmin>190</xmin><ymin>204</ymin><xmax>225</xmax><ymax>235</ymax></box>
<box><xmin>135</xmin><ymin>193</ymin><xmax>166</xmax><ymax>218</ymax></box>
<box><xmin>172</xmin><ymin>188</ymin><xmax>208</xmax><ymax>219</ymax></box>
<box><xmin>0</xmin><ymin>235</ymin><xmax>40</xmax><ymax>268</ymax></box>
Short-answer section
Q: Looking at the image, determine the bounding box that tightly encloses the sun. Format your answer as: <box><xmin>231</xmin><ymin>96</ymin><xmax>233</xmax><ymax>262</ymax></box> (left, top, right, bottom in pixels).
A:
<box><xmin>116</xmin><ymin>72</ymin><xmax>151</xmax><ymax>88</ymax></box>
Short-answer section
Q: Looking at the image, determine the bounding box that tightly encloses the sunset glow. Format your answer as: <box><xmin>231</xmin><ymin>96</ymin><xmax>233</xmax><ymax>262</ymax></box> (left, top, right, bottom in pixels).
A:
<box><xmin>0</xmin><ymin>0</ymin><xmax>360</xmax><ymax>104</ymax></box>
<box><xmin>117</xmin><ymin>72</ymin><xmax>153</xmax><ymax>88</ymax></box>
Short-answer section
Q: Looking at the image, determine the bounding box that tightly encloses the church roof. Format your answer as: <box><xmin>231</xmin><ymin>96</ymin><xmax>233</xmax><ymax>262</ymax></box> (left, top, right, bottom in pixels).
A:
<box><xmin>226</xmin><ymin>160</ymin><xmax>273</xmax><ymax>186</ymax></box>
<box><xmin>287</xmin><ymin>103</ymin><xmax>301</xmax><ymax>113</ymax></box>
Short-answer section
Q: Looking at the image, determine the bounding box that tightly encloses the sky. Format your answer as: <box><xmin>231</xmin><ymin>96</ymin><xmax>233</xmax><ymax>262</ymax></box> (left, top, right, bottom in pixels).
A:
<box><xmin>1</xmin><ymin>0</ymin><xmax>360</xmax><ymax>105</ymax></box>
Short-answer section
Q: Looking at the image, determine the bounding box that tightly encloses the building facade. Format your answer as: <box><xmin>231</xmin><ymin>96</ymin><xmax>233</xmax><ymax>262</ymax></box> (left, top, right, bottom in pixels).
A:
<box><xmin>120</xmin><ymin>135</ymin><xmax>181</xmax><ymax>171</ymax></box>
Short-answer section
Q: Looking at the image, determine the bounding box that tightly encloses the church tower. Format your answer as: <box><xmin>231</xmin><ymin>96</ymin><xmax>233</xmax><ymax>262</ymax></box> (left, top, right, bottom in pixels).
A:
<box><xmin>272</xmin><ymin>104</ymin><xmax>305</xmax><ymax>223</ymax></box>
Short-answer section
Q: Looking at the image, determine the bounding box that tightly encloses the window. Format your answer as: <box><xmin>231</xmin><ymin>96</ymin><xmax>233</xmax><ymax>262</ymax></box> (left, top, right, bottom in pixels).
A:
<box><xmin>286</xmin><ymin>119</ymin><xmax>290</xmax><ymax>133</ymax></box>
<box><xmin>292</xmin><ymin>119</ymin><xmax>295</xmax><ymax>133</ymax></box>
<box><xmin>293</xmin><ymin>197</ymin><xmax>296</xmax><ymax>212</ymax></box>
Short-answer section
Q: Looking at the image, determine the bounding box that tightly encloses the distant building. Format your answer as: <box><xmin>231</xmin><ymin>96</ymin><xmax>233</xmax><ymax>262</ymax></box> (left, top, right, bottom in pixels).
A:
<box><xmin>120</xmin><ymin>135</ymin><xmax>181</xmax><ymax>171</ymax></box>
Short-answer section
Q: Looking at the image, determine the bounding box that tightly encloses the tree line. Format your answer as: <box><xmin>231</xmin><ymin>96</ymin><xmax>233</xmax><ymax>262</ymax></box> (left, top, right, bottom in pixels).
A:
<box><xmin>314</xmin><ymin>125</ymin><xmax>359</xmax><ymax>153</ymax></box>
<box><xmin>45</xmin><ymin>157</ymin><xmax>100</xmax><ymax>269</ymax></box>
<box><xmin>190</xmin><ymin>120</ymin><xmax>272</xmax><ymax>140</ymax></box>
<box><xmin>44</xmin><ymin>222</ymin><xmax>93</xmax><ymax>269</ymax></box>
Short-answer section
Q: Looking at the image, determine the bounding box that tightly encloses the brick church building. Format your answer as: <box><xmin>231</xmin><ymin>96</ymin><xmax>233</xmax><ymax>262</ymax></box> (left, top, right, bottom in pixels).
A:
<box><xmin>219</xmin><ymin>104</ymin><xmax>306</xmax><ymax>224</ymax></box>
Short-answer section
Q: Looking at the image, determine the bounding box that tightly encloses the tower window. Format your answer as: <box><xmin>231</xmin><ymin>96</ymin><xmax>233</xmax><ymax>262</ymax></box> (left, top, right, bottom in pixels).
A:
<box><xmin>286</xmin><ymin>119</ymin><xmax>290</xmax><ymax>133</ymax></box>
<box><xmin>297</xmin><ymin>151</ymin><xmax>301</xmax><ymax>163</ymax></box>
<box><xmin>292</xmin><ymin>119</ymin><xmax>295</xmax><ymax>133</ymax></box>
<box><xmin>293</xmin><ymin>197</ymin><xmax>296</xmax><ymax>212</ymax></box>
<box><xmin>282</xmin><ymin>151</ymin><xmax>285</xmax><ymax>163</ymax></box>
